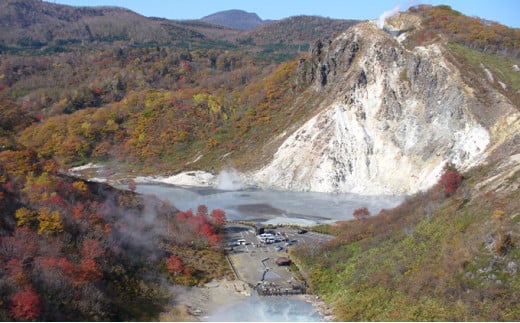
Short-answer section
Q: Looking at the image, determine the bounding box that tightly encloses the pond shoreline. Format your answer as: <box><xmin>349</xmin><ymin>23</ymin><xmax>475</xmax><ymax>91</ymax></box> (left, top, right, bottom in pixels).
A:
<box><xmin>166</xmin><ymin>278</ymin><xmax>335</xmax><ymax>322</ymax></box>
<box><xmin>166</xmin><ymin>222</ymin><xmax>336</xmax><ymax>322</ymax></box>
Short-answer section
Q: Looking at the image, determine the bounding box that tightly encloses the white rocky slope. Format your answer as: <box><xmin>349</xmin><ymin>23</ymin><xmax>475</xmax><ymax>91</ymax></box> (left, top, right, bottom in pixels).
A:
<box><xmin>250</xmin><ymin>19</ymin><xmax>519</xmax><ymax>195</ymax></box>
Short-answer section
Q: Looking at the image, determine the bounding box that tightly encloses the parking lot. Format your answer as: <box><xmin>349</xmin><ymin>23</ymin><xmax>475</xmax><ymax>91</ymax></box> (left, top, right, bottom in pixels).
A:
<box><xmin>224</xmin><ymin>223</ymin><xmax>334</xmax><ymax>288</ymax></box>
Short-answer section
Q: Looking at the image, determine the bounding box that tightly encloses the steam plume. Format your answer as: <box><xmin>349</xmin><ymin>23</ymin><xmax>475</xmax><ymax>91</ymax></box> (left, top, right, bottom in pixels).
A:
<box><xmin>376</xmin><ymin>4</ymin><xmax>400</xmax><ymax>29</ymax></box>
<box><xmin>215</xmin><ymin>168</ymin><xmax>243</xmax><ymax>190</ymax></box>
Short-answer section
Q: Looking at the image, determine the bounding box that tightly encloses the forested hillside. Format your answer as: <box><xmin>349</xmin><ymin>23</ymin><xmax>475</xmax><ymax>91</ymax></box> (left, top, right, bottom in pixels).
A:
<box><xmin>0</xmin><ymin>0</ymin><xmax>357</xmax><ymax>177</ymax></box>
<box><xmin>6</xmin><ymin>48</ymin><xmax>313</xmax><ymax>172</ymax></box>
<box><xmin>0</xmin><ymin>145</ymin><xmax>232</xmax><ymax>320</ymax></box>
<box><xmin>408</xmin><ymin>5</ymin><xmax>520</xmax><ymax>56</ymax></box>
<box><xmin>293</xmin><ymin>158</ymin><xmax>520</xmax><ymax>320</ymax></box>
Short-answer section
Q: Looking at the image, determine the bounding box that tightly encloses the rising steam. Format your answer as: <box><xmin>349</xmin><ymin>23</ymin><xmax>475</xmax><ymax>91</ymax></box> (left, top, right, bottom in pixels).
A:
<box><xmin>376</xmin><ymin>4</ymin><xmax>400</xmax><ymax>29</ymax></box>
<box><xmin>215</xmin><ymin>168</ymin><xmax>243</xmax><ymax>190</ymax></box>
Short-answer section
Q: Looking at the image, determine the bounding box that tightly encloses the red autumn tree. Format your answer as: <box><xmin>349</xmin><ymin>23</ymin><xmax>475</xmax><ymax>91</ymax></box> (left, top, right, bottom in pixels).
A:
<box><xmin>438</xmin><ymin>164</ymin><xmax>462</xmax><ymax>197</ymax></box>
<box><xmin>353</xmin><ymin>207</ymin><xmax>370</xmax><ymax>220</ymax></box>
<box><xmin>196</xmin><ymin>204</ymin><xmax>208</xmax><ymax>217</ymax></box>
<box><xmin>37</xmin><ymin>256</ymin><xmax>74</xmax><ymax>278</ymax></box>
<box><xmin>44</xmin><ymin>194</ymin><xmax>67</xmax><ymax>208</ymax></box>
<box><xmin>6</xmin><ymin>259</ymin><xmax>26</xmax><ymax>284</ymax></box>
<box><xmin>207</xmin><ymin>233</ymin><xmax>222</xmax><ymax>247</ymax></box>
<box><xmin>176</xmin><ymin>209</ymin><xmax>193</xmax><ymax>221</ymax></box>
<box><xmin>74</xmin><ymin>258</ymin><xmax>102</xmax><ymax>284</ymax></box>
<box><xmin>199</xmin><ymin>223</ymin><xmax>214</xmax><ymax>239</ymax></box>
<box><xmin>10</xmin><ymin>285</ymin><xmax>42</xmax><ymax>320</ymax></box>
<box><xmin>81</xmin><ymin>239</ymin><xmax>104</xmax><ymax>260</ymax></box>
<box><xmin>166</xmin><ymin>255</ymin><xmax>183</xmax><ymax>275</ymax></box>
<box><xmin>92</xmin><ymin>86</ymin><xmax>103</xmax><ymax>96</ymax></box>
<box><xmin>210</xmin><ymin>209</ymin><xmax>226</xmax><ymax>228</ymax></box>
<box><xmin>72</xmin><ymin>203</ymin><xmax>86</xmax><ymax>219</ymax></box>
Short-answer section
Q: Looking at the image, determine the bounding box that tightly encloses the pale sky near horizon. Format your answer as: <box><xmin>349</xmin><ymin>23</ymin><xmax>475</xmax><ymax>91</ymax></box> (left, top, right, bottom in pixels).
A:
<box><xmin>51</xmin><ymin>0</ymin><xmax>519</xmax><ymax>29</ymax></box>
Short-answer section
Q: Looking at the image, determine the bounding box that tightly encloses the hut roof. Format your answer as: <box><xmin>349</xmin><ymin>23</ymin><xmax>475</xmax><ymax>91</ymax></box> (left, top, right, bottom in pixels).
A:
<box><xmin>275</xmin><ymin>257</ymin><xmax>291</xmax><ymax>265</ymax></box>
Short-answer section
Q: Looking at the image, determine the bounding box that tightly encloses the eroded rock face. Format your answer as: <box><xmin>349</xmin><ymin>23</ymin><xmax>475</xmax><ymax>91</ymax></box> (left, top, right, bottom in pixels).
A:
<box><xmin>252</xmin><ymin>21</ymin><xmax>517</xmax><ymax>195</ymax></box>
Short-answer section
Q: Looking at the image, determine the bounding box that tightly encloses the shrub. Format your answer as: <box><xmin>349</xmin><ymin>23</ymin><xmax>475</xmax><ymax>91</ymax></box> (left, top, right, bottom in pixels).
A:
<box><xmin>438</xmin><ymin>164</ymin><xmax>462</xmax><ymax>197</ymax></box>
<box><xmin>10</xmin><ymin>286</ymin><xmax>42</xmax><ymax>320</ymax></box>
<box><xmin>353</xmin><ymin>207</ymin><xmax>370</xmax><ymax>220</ymax></box>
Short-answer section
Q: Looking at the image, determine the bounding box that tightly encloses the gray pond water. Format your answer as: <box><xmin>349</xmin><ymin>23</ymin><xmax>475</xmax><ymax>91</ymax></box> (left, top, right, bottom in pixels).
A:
<box><xmin>134</xmin><ymin>183</ymin><xmax>403</xmax><ymax>226</ymax></box>
<box><xmin>206</xmin><ymin>293</ymin><xmax>323</xmax><ymax>322</ymax></box>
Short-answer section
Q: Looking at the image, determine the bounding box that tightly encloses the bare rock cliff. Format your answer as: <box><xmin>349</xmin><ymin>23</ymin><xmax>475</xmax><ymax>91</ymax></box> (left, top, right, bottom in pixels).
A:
<box><xmin>251</xmin><ymin>20</ymin><xmax>519</xmax><ymax>195</ymax></box>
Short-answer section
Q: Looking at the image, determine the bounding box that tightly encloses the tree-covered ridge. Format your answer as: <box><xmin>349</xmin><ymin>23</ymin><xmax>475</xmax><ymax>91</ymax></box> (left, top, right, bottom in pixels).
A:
<box><xmin>0</xmin><ymin>0</ymin><xmax>218</xmax><ymax>53</ymax></box>
<box><xmin>241</xmin><ymin>15</ymin><xmax>359</xmax><ymax>45</ymax></box>
<box><xmin>408</xmin><ymin>5</ymin><xmax>520</xmax><ymax>56</ymax></box>
<box><xmin>3</xmin><ymin>40</ymin><xmax>314</xmax><ymax>172</ymax></box>
<box><xmin>0</xmin><ymin>0</ymin><xmax>357</xmax><ymax>61</ymax></box>
<box><xmin>405</xmin><ymin>5</ymin><xmax>520</xmax><ymax>109</ymax></box>
<box><xmin>0</xmin><ymin>147</ymin><xmax>231</xmax><ymax>321</ymax></box>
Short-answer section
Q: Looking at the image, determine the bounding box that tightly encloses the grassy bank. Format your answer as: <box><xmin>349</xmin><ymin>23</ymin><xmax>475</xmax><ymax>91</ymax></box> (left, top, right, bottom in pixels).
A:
<box><xmin>292</xmin><ymin>161</ymin><xmax>520</xmax><ymax>321</ymax></box>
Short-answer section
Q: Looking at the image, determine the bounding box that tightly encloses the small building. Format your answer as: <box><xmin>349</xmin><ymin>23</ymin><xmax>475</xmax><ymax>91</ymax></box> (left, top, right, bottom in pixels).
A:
<box><xmin>275</xmin><ymin>257</ymin><xmax>291</xmax><ymax>266</ymax></box>
<box><xmin>255</xmin><ymin>223</ymin><xmax>265</xmax><ymax>235</ymax></box>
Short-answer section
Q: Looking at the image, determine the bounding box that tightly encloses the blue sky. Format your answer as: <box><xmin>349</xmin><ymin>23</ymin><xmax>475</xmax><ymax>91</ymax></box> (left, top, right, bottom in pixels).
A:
<box><xmin>51</xmin><ymin>0</ymin><xmax>519</xmax><ymax>28</ymax></box>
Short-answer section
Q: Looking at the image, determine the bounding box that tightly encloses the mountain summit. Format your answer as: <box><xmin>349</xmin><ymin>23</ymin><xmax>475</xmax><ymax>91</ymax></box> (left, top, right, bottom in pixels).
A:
<box><xmin>200</xmin><ymin>9</ymin><xmax>271</xmax><ymax>30</ymax></box>
<box><xmin>250</xmin><ymin>13</ymin><xmax>520</xmax><ymax>195</ymax></box>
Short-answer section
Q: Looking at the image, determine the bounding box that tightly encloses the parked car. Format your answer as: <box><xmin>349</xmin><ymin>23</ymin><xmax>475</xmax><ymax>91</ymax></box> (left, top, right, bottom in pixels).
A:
<box><xmin>297</xmin><ymin>229</ymin><xmax>308</xmax><ymax>234</ymax></box>
<box><xmin>286</xmin><ymin>240</ymin><xmax>297</xmax><ymax>246</ymax></box>
<box><xmin>274</xmin><ymin>245</ymin><xmax>283</xmax><ymax>251</ymax></box>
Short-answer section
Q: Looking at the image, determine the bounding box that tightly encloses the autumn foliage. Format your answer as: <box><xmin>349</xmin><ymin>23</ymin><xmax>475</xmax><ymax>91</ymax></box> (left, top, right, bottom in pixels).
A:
<box><xmin>410</xmin><ymin>5</ymin><xmax>520</xmax><ymax>56</ymax></box>
<box><xmin>0</xmin><ymin>148</ymin><xmax>230</xmax><ymax>320</ymax></box>
<box><xmin>353</xmin><ymin>207</ymin><xmax>370</xmax><ymax>221</ymax></box>
<box><xmin>166</xmin><ymin>255</ymin><xmax>183</xmax><ymax>275</ymax></box>
<box><xmin>10</xmin><ymin>286</ymin><xmax>42</xmax><ymax>320</ymax></box>
<box><xmin>438</xmin><ymin>164</ymin><xmax>462</xmax><ymax>197</ymax></box>
<box><xmin>211</xmin><ymin>208</ymin><xmax>226</xmax><ymax>228</ymax></box>
<box><xmin>173</xmin><ymin>204</ymin><xmax>225</xmax><ymax>248</ymax></box>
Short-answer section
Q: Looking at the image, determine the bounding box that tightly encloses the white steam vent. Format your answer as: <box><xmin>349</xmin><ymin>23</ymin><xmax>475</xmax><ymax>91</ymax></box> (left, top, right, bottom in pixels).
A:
<box><xmin>376</xmin><ymin>4</ymin><xmax>400</xmax><ymax>29</ymax></box>
<box><xmin>215</xmin><ymin>168</ymin><xmax>243</xmax><ymax>190</ymax></box>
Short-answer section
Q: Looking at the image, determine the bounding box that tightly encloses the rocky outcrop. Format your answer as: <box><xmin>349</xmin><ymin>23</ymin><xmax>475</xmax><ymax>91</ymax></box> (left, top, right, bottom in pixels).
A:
<box><xmin>252</xmin><ymin>19</ymin><xmax>519</xmax><ymax>195</ymax></box>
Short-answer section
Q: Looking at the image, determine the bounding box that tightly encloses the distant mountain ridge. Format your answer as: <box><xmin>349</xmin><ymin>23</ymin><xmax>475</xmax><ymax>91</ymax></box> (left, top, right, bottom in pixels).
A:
<box><xmin>243</xmin><ymin>15</ymin><xmax>359</xmax><ymax>45</ymax></box>
<box><xmin>200</xmin><ymin>9</ymin><xmax>273</xmax><ymax>30</ymax></box>
<box><xmin>0</xmin><ymin>0</ymin><xmax>359</xmax><ymax>59</ymax></box>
